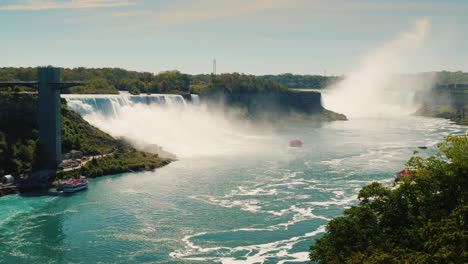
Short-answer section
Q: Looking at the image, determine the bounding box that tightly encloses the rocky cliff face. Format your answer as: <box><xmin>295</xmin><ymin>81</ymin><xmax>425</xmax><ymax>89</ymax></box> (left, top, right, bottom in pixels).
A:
<box><xmin>224</xmin><ymin>91</ymin><xmax>323</xmax><ymax>114</ymax></box>
<box><xmin>415</xmin><ymin>89</ymin><xmax>468</xmax><ymax>125</ymax></box>
<box><xmin>207</xmin><ymin>90</ymin><xmax>346</xmax><ymax>120</ymax></box>
<box><xmin>417</xmin><ymin>89</ymin><xmax>468</xmax><ymax>109</ymax></box>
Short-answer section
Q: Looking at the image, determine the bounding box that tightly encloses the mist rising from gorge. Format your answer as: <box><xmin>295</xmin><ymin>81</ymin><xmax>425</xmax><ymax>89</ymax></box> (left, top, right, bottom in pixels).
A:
<box><xmin>65</xmin><ymin>95</ymin><xmax>283</xmax><ymax>159</ymax></box>
<box><xmin>323</xmin><ymin>18</ymin><xmax>437</xmax><ymax>118</ymax></box>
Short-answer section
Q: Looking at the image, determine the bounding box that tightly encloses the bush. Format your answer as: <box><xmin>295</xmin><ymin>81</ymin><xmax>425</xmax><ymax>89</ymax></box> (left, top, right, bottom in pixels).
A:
<box><xmin>310</xmin><ymin>135</ymin><xmax>468</xmax><ymax>264</ymax></box>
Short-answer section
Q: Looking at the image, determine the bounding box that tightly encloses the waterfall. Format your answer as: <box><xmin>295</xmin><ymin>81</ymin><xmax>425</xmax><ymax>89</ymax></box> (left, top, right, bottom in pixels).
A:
<box><xmin>62</xmin><ymin>92</ymin><xmax>191</xmax><ymax>118</ymax></box>
<box><xmin>191</xmin><ymin>94</ymin><xmax>200</xmax><ymax>104</ymax></box>
<box><xmin>61</xmin><ymin>92</ymin><xmax>280</xmax><ymax>159</ymax></box>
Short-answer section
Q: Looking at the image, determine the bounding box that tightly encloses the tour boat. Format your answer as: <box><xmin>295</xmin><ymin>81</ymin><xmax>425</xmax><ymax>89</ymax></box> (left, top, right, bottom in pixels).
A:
<box><xmin>62</xmin><ymin>177</ymin><xmax>89</xmax><ymax>193</ymax></box>
<box><xmin>289</xmin><ymin>139</ymin><xmax>303</xmax><ymax>147</ymax></box>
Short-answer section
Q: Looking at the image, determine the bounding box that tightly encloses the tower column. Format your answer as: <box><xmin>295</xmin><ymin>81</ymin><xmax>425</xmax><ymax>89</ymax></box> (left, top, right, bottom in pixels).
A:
<box><xmin>38</xmin><ymin>67</ymin><xmax>62</xmax><ymax>169</ymax></box>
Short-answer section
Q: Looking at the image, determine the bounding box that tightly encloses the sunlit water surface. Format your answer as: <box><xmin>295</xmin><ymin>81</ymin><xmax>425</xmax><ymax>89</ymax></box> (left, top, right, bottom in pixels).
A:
<box><xmin>0</xmin><ymin>115</ymin><xmax>466</xmax><ymax>264</ymax></box>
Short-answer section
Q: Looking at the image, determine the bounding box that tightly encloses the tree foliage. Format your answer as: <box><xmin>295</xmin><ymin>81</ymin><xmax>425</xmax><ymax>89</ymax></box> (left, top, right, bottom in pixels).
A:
<box><xmin>436</xmin><ymin>71</ymin><xmax>468</xmax><ymax>86</ymax></box>
<box><xmin>56</xmin><ymin>146</ymin><xmax>168</xmax><ymax>180</ymax></box>
<box><xmin>261</xmin><ymin>73</ymin><xmax>342</xmax><ymax>89</ymax></box>
<box><xmin>0</xmin><ymin>67</ymin><xmax>191</xmax><ymax>95</ymax></box>
<box><xmin>201</xmin><ymin>73</ymin><xmax>288</xmax><ymax>95</ymax></box>
<box><xmin>66</xmin><ymin>78</ymin><xmax>119</xmax><ymax>94</ymax></box>
<box><xmin>61</xmin><ymin>106</ymin><xmax>117</xmax><ymax>155</ymax></box>
<box><xmin>310</xmin><ymin>135</ymin><xmax>468</xmax><ymax>264</ymax></box>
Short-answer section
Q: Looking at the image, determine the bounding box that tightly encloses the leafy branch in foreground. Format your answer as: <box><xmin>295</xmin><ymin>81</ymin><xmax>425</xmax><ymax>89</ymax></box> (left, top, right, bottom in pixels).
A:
<box><xmin>310</xmin><ymin>135</ymin><xmax>467</xmax><ymax>264</ymax></box>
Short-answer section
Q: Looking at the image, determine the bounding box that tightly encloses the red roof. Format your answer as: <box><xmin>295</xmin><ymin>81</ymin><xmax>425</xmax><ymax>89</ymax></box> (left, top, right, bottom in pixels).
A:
<box><xmin>397</xmin><ymin>169</ymin><xmax>415</xmax><ymax>176</ymax></box>
<box><xmin>64</xmin><ymin>178</ymin><xmax>88</xmax><ymax>185</ymax></box>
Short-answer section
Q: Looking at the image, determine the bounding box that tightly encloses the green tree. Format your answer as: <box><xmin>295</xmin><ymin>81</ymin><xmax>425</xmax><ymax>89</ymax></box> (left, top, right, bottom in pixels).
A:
<box><xmin>310</xmin><ymin>135</ymin><xmax>468</xmax><ymax>264</ymax></box>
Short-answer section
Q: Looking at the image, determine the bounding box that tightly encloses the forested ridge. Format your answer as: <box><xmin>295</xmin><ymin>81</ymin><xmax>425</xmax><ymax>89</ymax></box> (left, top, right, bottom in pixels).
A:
<box><xmin>192</xmin><ymin>72</ymin><xmax>288</xmax><ymax>95</ymax></box>
<box><xmin>0</xmin><ymin>67</ymin><xmax>190</xmax><ymax>95</ymax></box>
<box><xmin>260</xmin><ymin>71</ymin><xmax>468</xmax><ymax>90</ymax></box>
<box><xmin>1</xmin><ymin>67</ymin><xmax>466</xmax><ymax>93</ymax></box>
<box><xmin>310</xmin><ymin>135</ymin><xmax>467</xmax><ymax>264</ymax></box>
<box><xmin>260</xmin><ymin>74</ymin><xmax>342</xmax><ymax>89</ymax></box>
<box><xmin>436</xmin><ymin>71</ymin><xmax>468</xmax><ymax>86</ymax></box>
<box><xmin>0</xmin><ymin>67</ymin><xmax>286</xmax><ymax>95</ymax></box>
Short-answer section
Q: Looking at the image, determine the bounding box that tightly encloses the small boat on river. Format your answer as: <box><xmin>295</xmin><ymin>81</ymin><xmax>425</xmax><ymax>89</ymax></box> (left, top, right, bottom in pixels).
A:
<box><xmin>61</xmin><ymin>177</ymin><xmax>89</xmax><ymax>193</ymax></box>
<box><xmin>289</xmin><ymin>139</ymin><xmax>303</xmax><ymax>147</ymax></box>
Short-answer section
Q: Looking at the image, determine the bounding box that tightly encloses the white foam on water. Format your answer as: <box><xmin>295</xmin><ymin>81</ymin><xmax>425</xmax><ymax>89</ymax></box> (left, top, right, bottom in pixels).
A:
<box><xmin>170</xmin><ymin>225</ymin><xmax>327</xmax><ymax>264</ymax></box>
<box><xmin>230</xmin><ymin>187</ymin><xmax>280</xmax><ymax>196</ymax></box>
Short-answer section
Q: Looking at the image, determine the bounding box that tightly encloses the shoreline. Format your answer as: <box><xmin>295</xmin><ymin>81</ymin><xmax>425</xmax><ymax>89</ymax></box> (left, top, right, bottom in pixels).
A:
<box><xmin>0</xmin><ymin>151</ymin><xmax>173</xmax><ymax>199</ymax></box>
<box><xmin>415</xmin><ymin>106</ymin><xmax>468</xmax><ymax>126</ymax></box>
<box><xmin>1</xmin><ymin>113</ymin><xmax>463</xmax><ymax>199</ymax></box>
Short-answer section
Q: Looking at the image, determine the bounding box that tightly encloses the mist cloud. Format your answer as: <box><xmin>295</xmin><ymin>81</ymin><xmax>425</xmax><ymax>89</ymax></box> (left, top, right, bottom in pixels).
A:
<box><xmin>323</xmin><ymin>18</ymin><xmax>435</xmax><ymax>118</ymax></box>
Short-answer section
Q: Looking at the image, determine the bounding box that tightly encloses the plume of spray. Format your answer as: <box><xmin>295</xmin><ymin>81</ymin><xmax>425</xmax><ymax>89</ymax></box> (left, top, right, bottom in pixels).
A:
<box><xmin>79</xmin><ymin>100</ymin><xmax>282</xmax><ymax>159</ymax></box>
<box><xmin>323</xmin><ymin>18</ymin><xmax>436</xmax><ymax>118</ymax></box>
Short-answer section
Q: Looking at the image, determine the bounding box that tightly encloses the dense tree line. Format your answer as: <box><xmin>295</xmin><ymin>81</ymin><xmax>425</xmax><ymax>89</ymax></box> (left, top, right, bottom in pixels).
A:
<box><xmin>194</xmin><ymin>73</ymin><xmax>288</xmax><ymax>95</ymax></box>
<box><xmin>0</xmin><ymin>130</ymin><xmax>36</xmax><ymax>176</ymax></box>
<box><xmin>62</xmin><ymin>68</ymin><xmax>191</xmax><ymax>95</ymax></box>
<box><xmin>1</xmin><ymin>67</ymin><xmax>467</xmax><ymax>93</ymax></box>
<box><xmin>260</xmin><ymin>73</ymin><xmax>342</xmax><ymax>89</ymax></box>
<box><xmin>0</xmin><ymin>67</ymin><xmax>190</xmax><ymax>95</ymax></box>
<box><xmin>0</xmin><ymin>93</ymin><xmax>39</xmax><ymax>176</ymax></box>
<box><xmin>0</xmin><ymin>68</ymin><xmax>327</xmax><ymax>94</ymax></box>
<box><xmin>260</xmin><ymin>72</ymin><xmax>468</xmax><ymax>90</ymax></box>
<box><xmin>436</xmin><ymin>71</ymin><xmax>468</xmax><ymax>86</ymax></box>
<box><xmin>310</xmin><ymin>135</ymin><xmax>467</xmax><ymax>263</ymax></box>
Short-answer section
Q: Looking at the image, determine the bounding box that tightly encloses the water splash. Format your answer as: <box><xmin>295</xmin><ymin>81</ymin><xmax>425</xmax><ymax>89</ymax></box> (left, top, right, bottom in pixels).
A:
<box><xmin>63</xmin><ymin>93</ymin><xmax>281</xmax><ymax>159</ymax></box>
<box><xmin>324</xmin><ymin>18</ymin><xmax>435</xmax><ymax>118</ymax></box>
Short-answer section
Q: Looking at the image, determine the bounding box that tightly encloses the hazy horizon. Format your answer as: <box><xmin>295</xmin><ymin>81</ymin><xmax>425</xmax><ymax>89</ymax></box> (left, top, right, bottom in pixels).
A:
<box><xmin>1</xmin><ymin>0</ymin><xmax>467</xmax><ymax>75</ymax></box>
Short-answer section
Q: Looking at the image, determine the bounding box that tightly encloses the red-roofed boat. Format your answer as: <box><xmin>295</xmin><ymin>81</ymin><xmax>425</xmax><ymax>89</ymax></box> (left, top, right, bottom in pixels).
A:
<box><xmin>289</xmin><ymin>139</ymin><xmax>303</xmax><ymax>147</ymax></box>
<box><xmin>62</xmin><ymin>177</ymin><xmax>89</xmax><ymax>193</ymax></box>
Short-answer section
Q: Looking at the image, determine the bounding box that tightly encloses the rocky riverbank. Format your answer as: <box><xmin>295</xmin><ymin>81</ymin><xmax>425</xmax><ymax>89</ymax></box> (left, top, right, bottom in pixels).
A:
<box><xmin>416</xmin><ymin>105</ymin><xmax>468</xmax><ymax>126</ymax></box>
<box><xmin>415</xmin><ymin>87</ymin><xmax>468</xmax><ymax>125</ymax></box>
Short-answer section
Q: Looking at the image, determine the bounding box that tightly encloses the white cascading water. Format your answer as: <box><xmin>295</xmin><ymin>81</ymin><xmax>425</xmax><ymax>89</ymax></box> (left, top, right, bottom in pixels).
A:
<box><xmin>323</xmin><ymin>18</ymin><xmax>436</xmax><ymax>118</ymax></box>
<box><xmin>62</xmin><ymin>93</ymin><xmax>281</xmax><ymax>159</ymax></box>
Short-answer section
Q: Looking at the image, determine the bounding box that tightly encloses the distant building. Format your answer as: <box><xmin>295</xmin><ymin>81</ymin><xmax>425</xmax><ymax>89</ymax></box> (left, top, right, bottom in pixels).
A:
<box><xmin>58</xmin><ymin>159</ymin><xmax>81</xmax><ymax>170</ymax></box>
<box><xmin>62</xmin><ymin>150</ymin><xmax>83</xmax><ymax>160</ymax></box>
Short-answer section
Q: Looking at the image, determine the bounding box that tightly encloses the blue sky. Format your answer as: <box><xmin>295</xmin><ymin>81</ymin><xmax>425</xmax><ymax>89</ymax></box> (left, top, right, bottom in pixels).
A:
<box><xmin>0</xmin><ymin>0</ymin><xmax>467</xmax><ymax>75</ymax></box>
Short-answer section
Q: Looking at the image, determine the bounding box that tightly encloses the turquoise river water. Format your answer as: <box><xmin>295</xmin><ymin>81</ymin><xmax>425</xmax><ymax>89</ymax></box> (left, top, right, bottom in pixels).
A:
<box><xmin>0</xmin><ymin>94</ymin><xmax>466</xmax><ymax>264</ymax></box>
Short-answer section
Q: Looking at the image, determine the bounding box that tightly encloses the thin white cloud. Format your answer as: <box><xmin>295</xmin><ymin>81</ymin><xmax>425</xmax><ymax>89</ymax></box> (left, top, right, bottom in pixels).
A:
<box><xmin>142</xmin><ymin>0</ymin><xmax>465</xmax><ymax>27</ymax></box>
<box><xmin>150</xmin><ymin>0</ymin><xmax>299</xmax><ymax>26</ymax></box>
<box><xmin>0</xmin><ymin>0</ymin><xmax>135</xmax><ymax>10</ymax></box>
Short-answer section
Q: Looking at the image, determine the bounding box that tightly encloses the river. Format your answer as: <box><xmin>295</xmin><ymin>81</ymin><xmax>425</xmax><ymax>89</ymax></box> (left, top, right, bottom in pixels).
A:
<box><xmin>0</xmin><ymin>94</ymin><xmax>466</xmax><ymax>264</ymax></box>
